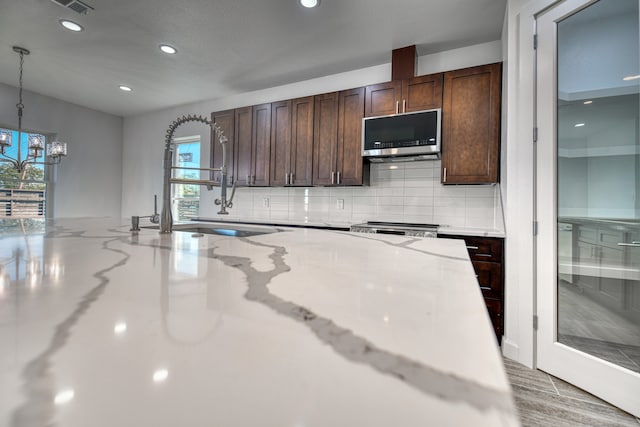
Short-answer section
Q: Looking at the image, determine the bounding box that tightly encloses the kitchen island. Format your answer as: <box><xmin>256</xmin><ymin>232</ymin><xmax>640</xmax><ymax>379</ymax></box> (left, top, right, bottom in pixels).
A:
<box><xmin>0</xmin><ymin>218</ymin><xmax>518</xmax><ymax>427</ymax></box>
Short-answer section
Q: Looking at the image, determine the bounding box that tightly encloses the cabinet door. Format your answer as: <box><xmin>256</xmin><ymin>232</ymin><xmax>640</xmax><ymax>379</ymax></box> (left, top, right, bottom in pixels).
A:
<box><xmin>313</xmin><ymin>92</ymin><xmax>339</xmax><ymax>185</ymax></box>
<box><xmin>251</xmin><ymin>103</ymin><xmax>271</xmax><ymax>186</ymax></box>
<box><xmin>290</xmin><ymin>96</ymin><xmax>314</xmax><ymax>186</ymax></box>
<box><xmin>402</xmin><ymin>73</ymin><xmax>443</xmax><ymax>112</ymax></box>
<box><xmin>337</xmin><ymin>87</ymin><xmax>365</xmax><ymax>185</ymax></box>
<box><xmin>441</xmin><ymin>63</ymin><xmax>501</xmax><ymax>184</ymax></box>
<box><xmin>270</xmin><ymin>100</ymin><xmax>291</xmax><ymax>187</ymax></box>
<box><xmin>472</xmin><ymin>260</ymin><xmax>503</xmax><ymax>300</ymax></box>
<box><xmin>211</xmin><ymin>109</ymin><xmax>235</xmax><ymax>184</ymax></box>
<box><xmin>234</xmin><ymin>106</ymin><xmax>253</xmax><ymax>186</ymax></box>
<box><xmin>364</xmin><ymin>81</ymin><xmax>402</xmax><ymax>117</ymax></box>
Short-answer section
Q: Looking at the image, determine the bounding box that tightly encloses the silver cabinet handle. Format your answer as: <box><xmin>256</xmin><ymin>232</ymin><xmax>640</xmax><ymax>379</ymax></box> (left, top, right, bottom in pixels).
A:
<box><xmin>402</xmin><ymin>99</ymin><xmax>406</xmax><ymax>113</ymax></box>
<box><xmin>443</xmin><ymin>167</ymin><xmax>447</xmax><ymax>183</ymax></box>
<box><xmin>331</xmin><ymin>171</ymin><xmax>335</xmax><ymax>185</ymax></box>
<box><xmin>285</xmin><ymin>172</ymin><xmax>289</xmax><ymax>185</ymax></box>
<box><xmin>395</xmin><ymin>101</ymin><xmax>399</xmax><ymax>114</ymax></box>
<box><xmin>618</xmin><ymin>242</ymin><xmax>640</xmax><ymax>247</ymax></box>
<box><xmin>290</xmin><ymin>173</ymin><xmax>294</xmax><ymax>185</ymax></box>
<box><xmin>466</xmin><ymin>246</ymin><xmax>479</xmax><ymax>250</ymax></box>
<box><xmin>337</xmin><ymin>171</ymin><xmax>341</xmax><ymax>185</ymax></box>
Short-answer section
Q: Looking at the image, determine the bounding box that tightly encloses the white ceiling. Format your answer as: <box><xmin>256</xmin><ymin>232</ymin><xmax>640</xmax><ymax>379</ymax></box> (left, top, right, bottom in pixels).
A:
<box><xmin>0</xmin><ymin>0</ymin><xmax>506</xmax><ymax>117</ymax></box>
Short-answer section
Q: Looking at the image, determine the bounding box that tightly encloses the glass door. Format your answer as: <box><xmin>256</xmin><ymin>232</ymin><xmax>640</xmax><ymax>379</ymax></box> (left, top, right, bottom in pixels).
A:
<box><xmin>536</xmin><ymin>0</ymin><xmax>640</xmax><ymax>416</ymax></box>
<box><xmin>172</xmin><ymin>137</ymin><xmax>201</xmax><ymax>222</ymax></box>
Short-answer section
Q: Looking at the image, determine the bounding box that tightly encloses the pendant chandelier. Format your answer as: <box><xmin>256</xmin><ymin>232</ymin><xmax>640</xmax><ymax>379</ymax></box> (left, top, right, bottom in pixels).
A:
<box><xmin>0</xmin><ymin>46</ymin><xmax>68</xmax><ymax>174</ymax></box>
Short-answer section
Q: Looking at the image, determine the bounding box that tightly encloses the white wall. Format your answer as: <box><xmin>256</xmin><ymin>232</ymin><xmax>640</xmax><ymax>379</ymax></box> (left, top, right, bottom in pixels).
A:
<box><xmin>502</xmin><ymin>0</ymin><xmax>539</xmax><ymax>367</ymax></box>
<box><xmin>0</xmin><ymin>82</ymin><xmax>123</xmax><ymax>218</ymax></box>
<box><xmin>121</xmin><ymin>40</ymin><xmax>503</xmax><ymax>219</ymax></box>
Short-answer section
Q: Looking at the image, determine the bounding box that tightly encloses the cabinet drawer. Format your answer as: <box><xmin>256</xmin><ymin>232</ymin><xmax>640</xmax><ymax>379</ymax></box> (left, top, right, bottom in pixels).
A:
<box><xmin>473</xmin><ymin>261</ymin><xmax>503</xmax><ymax>299</ymax></box>
<box><xmin>598</xmin><ymin>229</ymin><xmax>625</xmax><ymax>250</ymax></box>
<box><xmin>484</xmin><ymin>298</ymin><xmax>503</xmax><ymax>337</ymax></box>
<box><xmin>577</xmin><ymin>226</ymin><xmax>597</xmax><ymax>244</ymax></box>
<box><xmin>462</xmin><ymin>236</ymin><xmax>503</xmax><ymax>262</ymax></box>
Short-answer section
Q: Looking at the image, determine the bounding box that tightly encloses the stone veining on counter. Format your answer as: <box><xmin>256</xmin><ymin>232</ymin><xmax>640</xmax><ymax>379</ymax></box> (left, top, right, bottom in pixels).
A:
<box><xmin>208</xmin><ymin>234</ymin><xmax>514</xmax><ymax>414</ymax></box>
<box><xmin>11</xmin><ymin>227</ymin><xmax>133</xmax><ymax>427</ymax></box>
<box><xmin>1</xmin><ymin>218</ymin><xmax>519</xmax><ymax>427</ymax></box>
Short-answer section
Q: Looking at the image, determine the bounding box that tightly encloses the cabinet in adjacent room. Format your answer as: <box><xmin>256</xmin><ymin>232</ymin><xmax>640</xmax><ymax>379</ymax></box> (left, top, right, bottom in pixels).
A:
<box><xmin>313</xmin><ymin>88</ymin><xmax>367</xmax><ymax>186</ymax></box>
<box><xmin>441</xmin><ymin>63</ymin><xmax>502</xmax><ymax>184</ymax></box>
<box><xmin>270</xmin><ymin>96</ymin><xmax>314</xmax><ymax>186</ymax></box>
<box><xmin>364</xmin><ymin>73</ymin><xmax>443</xmax><ymax>117</ymax></box>
<box><xmin>439</xmin><ymin>234</ymin><xmax>505</xmax><ymax>342</ymax></box>
<box><xmin>211</xmin><ymin>109</ymin><xmax>236</xmax><ymax>184</ymax></box>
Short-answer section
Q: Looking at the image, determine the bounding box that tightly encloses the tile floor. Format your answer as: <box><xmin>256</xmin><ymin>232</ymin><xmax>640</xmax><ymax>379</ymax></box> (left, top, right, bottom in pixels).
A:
<box><xmin>504</xmin><ymin>357</ymin><xmax>640</xmax><ymax>426</ymax></box>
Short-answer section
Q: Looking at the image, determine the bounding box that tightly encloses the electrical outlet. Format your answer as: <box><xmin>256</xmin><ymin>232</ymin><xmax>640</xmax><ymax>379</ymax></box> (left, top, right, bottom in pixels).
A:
<box><xmin>263</xmin><ymin>198</ymin><xmax>270</xmax><ymax>208</ymax></box>
<box><xmin>336</xmin><ymin>199</ymin><xmax>344</xmax><ymax>210</ymax></box>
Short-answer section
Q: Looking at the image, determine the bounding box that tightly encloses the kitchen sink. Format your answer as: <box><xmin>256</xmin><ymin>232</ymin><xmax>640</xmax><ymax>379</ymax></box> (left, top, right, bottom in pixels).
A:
<box><xmin>143</xmin><ymin>223</ymin><xmax>280</xmax><ymax>237</ymax></box>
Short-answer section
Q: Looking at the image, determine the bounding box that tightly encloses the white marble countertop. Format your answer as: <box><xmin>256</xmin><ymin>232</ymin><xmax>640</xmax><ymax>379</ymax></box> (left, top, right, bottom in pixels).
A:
<box><xmin>193</xmin><ymin>217</ymin><xmax>507</xmax><ymax>238</ymax></box>
<box><xmin>0</xmin><ymin>218</ymin><xmax>518</xmax><ymax>427</ymax></box>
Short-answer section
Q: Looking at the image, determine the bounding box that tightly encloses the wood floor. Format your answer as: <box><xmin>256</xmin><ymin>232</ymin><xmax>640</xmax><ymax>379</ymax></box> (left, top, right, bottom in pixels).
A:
<box><xmin>504</xmin><ymin>357</ymin><xmax>640</xmax><ymax>426</ymax></box>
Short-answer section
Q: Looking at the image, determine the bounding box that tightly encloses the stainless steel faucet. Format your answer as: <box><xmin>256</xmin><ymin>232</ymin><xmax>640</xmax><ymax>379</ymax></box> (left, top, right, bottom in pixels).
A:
<box><xmin>159</xmin><ymin>114</ymin><xmax>235</xmax><ymax>233</ymax></box>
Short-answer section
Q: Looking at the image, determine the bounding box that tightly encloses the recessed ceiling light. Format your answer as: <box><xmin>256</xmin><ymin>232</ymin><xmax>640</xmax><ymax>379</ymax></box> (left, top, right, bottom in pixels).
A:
<box><xmin>119</xmin><ymin>86</ymin><xmax>132</xmax><ymax>92</ymax></box>
<box><xmin>159</xmin><ymin>44</ymin><xmax>177</xmax><ymax>55</ymax></box>
<box><xmin>300</xmin><ymin>0</ymin><xmax>319</xmax><ymax>8</ymax></box>
<box><xmin>59</xmin><ymin>19</ymin><xmax>83</xmax><ymax>32</ymax></box>
<box><xmin>574</xmin><ymin>123</ymin><xmax>585</xmax><ymax>127</ymax></box>
<box><xmin>583</xmin><ymin>100</ymin><xmax>593</xmax><ymax>105</ymax></box>
<box><xmin>623</xmin><ymin>74</ymin><xmax>640</xmax><ymax>81</ymax></box>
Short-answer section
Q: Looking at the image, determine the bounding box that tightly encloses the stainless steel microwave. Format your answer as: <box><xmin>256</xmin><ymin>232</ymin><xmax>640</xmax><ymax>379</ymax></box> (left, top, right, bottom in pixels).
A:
<box><xmin>362</xmin><ymin>108</ymin><xmax>441</xmax><ymax>161</ymax></box>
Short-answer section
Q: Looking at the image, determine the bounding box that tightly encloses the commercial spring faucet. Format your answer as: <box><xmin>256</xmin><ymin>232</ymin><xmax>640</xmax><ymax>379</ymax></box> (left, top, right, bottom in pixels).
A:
<box><xmin>159</xmin><ymin>114</ymin><xmax>235</xmax><ymax>233</ymax></box>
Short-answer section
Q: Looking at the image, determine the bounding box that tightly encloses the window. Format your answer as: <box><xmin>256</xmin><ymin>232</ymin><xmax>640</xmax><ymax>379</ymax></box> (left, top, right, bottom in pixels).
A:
<box><xmin>172</xmin><ymin>137</ymin><xmax>201</xmax><ymax>222</ymax></box>
<box><xmin>0</xmin><ymin>128</ymin><xmax>47</xmax><ymax>219</ymax></box>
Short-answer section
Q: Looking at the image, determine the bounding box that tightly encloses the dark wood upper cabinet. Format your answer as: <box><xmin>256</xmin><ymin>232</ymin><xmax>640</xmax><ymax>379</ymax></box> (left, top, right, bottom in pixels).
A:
<box><xmin>271</xmin><ymin>96</ymin><xmax>314</xmax><ymax>187</ymax></box>
<box><xmin>234</xmin><ymin>106</ymin><xmax>253</xmax><ymax>186</ymax></box>
<box><xmin>364</xmin><ymin>73</ymin><xmax>442</xmax><ymax>117</ymax></box>
<box><xmin>313</xmin><ymin>92</ymin><xmax>339</xmax><ymax>186</ymax></box>
<box><xmin>251</xmin><ymin>103</ymin><xmax>272</xmax><ymax>186</ymax></box>
<box><xmin>270</xmin><ymin>100</ymin><xmax>291</xmax><ymax>187</ymax></box>
<box><xmin>313</xmin><ymin>89</ymin><xmax>366</xmax><ymax>186</ymax></box>
<box><xmin>289</xmin><ymin>96</ymin><xmax>314</xmax><ymax>186</ymax></box>
<box><xmin>211</xmin><ymin>109</ymin><xmax>235</xmax><ymax>184</ymax></box>
<box><xmin>337</xmin><ymin>87</ymin><xmax>366</xmax><ymax>185</ymax></box>
<box><xmin>441</xmin><ymin>63</ymin><xmax>502</xmax><ymax>184</ymax></box>
<box><xmin>402</xmin><ymin>74</ymin><xmax>443</xmax><ymax>113</ymax></box>
<box><xmin>364</xmin><ymin>81</ymin><xmax>402</xmax><ymax>117</ymax></box>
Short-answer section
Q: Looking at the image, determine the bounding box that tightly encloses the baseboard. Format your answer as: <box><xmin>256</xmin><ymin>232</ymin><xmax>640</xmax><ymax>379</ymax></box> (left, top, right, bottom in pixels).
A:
<box><xmin>501</xmin><ymin>337</ymin><xmax>521</xmax><ymax>363</ymax></box>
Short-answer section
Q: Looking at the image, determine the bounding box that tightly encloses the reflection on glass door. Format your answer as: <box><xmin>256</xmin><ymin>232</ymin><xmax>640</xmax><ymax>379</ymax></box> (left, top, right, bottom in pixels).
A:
<box><xmin>556</xmin><ymin>0</ymin><xmax>640</xmax><ymax>375</ymax></box>
<box><xmin>537</xmin><ymin>0</ymin><xmax>640</xmax><ymax>416</ymax></box>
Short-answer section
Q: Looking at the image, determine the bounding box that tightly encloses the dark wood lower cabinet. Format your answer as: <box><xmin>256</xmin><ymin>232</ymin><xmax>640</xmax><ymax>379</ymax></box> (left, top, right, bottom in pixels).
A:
<box><xmin>439</xmin><ymin>234</ymin><xmax>504</xmax><ymax>343</ymax></box>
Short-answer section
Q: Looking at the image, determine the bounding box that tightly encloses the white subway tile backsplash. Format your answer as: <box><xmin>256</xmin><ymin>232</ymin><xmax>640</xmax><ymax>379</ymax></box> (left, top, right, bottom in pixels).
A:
<box><xmin>403</xmin><ymin>205</ymin><xmax>434</xmax><ymax>216</ymax></box>
<box><xmin>201</xmin><ymin>161</ymin><xmax>502</xmax><ymax>232</ymax></box>
<box><xmin>434</xmin><ymin>197</ymin><xmax>466</xmax><ymax>208</ymax></box>
<box><xmin>465</xmin><ymin>197</ymin><xmax>495</xmax><ymax>209</ymax></box>
<box><xmin>403</xmin><ymin>194</ymin><xmax>434</xmax><ymax>207</ymax></box>
<box><xmin>434</xmin><ymin>186</ymin><xmax>467</xmax><ymax>198</ymax></box>
<box><xmin>405</xmin><ymin>167</ymin><xmax>434</xmax><ymax>179</ymax></box>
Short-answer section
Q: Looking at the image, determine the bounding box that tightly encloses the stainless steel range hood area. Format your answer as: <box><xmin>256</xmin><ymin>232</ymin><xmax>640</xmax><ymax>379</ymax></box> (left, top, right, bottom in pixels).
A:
<box><xmin>362</xmin><ymin>108</ymin><xmax>441</xmax><ymax>162</ymax></box>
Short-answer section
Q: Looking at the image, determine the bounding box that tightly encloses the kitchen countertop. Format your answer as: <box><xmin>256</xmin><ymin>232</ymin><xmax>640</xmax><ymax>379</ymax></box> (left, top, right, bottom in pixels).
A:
<box><xmin>0</xmin><ymin>218</ymin><xmax>518</xmax><ymax>427</ymax></box>
<box><xmin>193</xmin><ymin>217</ymin><xmax>507</xmax><ymax>238</ymax></box>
